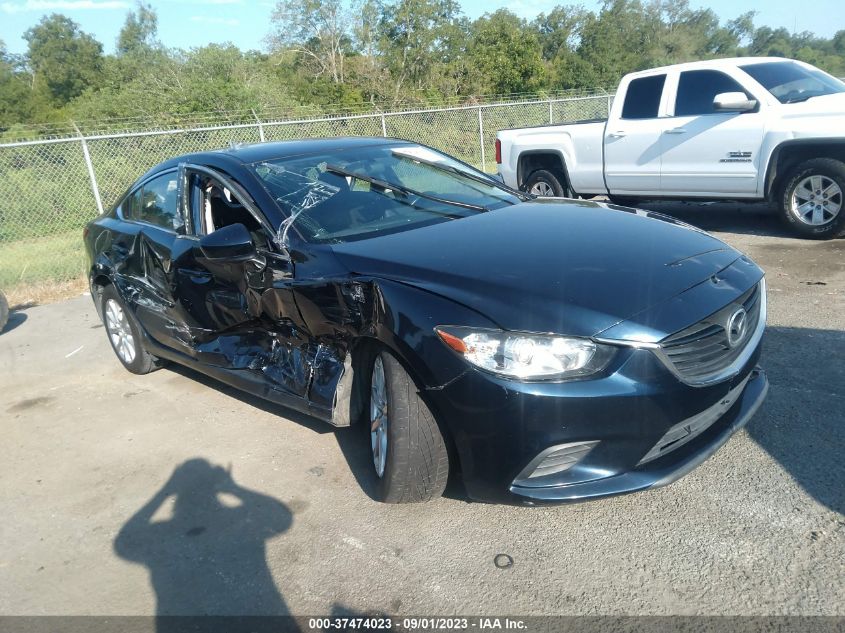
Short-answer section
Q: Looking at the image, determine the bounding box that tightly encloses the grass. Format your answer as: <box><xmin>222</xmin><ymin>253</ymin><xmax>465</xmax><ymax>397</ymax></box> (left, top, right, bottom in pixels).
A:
<box><xmin>0</xmin><ymin>231</ymin><xmax>88</xmax><ymax>307</ymax></box>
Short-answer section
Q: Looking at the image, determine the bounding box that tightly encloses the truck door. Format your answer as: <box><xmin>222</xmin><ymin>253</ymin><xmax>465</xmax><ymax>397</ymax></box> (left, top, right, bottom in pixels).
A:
<box><xmin>658</xmin><ymin>69</ymin><xmax>765</xmax><ymax>196</ymax></box>
<box><xmin>603</xmin><ymin>73</ymin><xmax>667</xmax><ymax>194</ymax></box>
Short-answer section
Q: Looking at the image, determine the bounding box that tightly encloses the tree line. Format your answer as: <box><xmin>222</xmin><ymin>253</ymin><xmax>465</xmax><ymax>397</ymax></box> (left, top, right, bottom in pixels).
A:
<box><xmin>1</xmin><ymin>0</ymin><xmax>844</xmax><ymax>135</ymax></box>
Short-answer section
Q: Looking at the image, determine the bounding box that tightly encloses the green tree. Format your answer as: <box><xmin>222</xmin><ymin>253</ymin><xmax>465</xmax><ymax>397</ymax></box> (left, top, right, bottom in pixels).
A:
<box><xmin>378</xmin><ymin>0</ymin><xmax>464</xmax><ymax>97</ymax></box>
<box><xmin>24</xmin><ymin>14</ymin><xmax>104</xmax><ymax>106</ymax></box>
<box><xmin>268</xmin><ymin>0</ymin><xmax>355</xmax><ymax>83</ymax></box>
<box><xmin>468</xmin><ymin>10</ymin><xmax>545</xmax><ymax>95</ymax></box>
<box><xmin>117</xmin><ymin>1</ymin><xmax>159</xmax><ymax>56</ymax></box>
<box><xmin>0</xmin><ymin>40</ymin><xmax>35</xmax><ymax>129</ymax></box>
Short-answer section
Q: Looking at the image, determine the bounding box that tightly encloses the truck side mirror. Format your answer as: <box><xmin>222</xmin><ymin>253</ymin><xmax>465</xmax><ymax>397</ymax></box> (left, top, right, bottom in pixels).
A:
<box><xmin>713</xmin><ymin>92</ymin><xmax>758</xmax><ymax>113</ymax></box>
<box><xmin>199</xmin><ymin>223</ymin><xmax>266</xmax><ymax>270</ymax></box>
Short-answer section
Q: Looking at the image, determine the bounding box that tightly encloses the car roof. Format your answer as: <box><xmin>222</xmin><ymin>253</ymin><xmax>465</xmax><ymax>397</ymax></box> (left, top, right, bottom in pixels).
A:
<box><xmin>140</xmin><ymin>136</ymin><xmax>413</xmax><ymax>182</ymax></box>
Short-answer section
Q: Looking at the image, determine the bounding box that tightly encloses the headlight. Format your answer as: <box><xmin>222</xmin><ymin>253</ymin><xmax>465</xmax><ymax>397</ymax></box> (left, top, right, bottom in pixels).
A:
<box><xmin>435</xmin><ymin>326</ymin><xmax>615</xmax><ymax>380</ymax></box>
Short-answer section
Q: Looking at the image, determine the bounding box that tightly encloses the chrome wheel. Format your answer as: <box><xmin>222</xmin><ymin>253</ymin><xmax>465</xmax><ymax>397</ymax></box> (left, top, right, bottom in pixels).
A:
<box><xmin>105</xmin><ymin>299</ymin><xmax>136</xmax><ymax>364</ymax></box>
<box><xmin>530</xmin><ymin>181</ymin><xmax>554</xmax><ymax>197</ymax></box>
<box><xmin>370</xmin><ymin>356</ymin><xmax>389</xmax><ymax>478</ymax></box>
<box><xmin>790</xmin><ymin>175</ymin><xmax>842</xmax><ymax>226</ymax></box>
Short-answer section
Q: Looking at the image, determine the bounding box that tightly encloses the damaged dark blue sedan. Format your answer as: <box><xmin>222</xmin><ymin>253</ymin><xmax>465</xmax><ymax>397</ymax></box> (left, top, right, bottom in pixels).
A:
<box><xmin>84</xmin><ymin>137</ymin><xmax>768</xmax><ymax>505</ymax></box>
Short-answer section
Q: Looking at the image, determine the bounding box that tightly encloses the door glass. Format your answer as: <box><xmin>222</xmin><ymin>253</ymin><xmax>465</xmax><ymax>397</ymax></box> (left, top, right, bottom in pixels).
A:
<box><xmin>675</xmin><ymin>70</ymin><xmax>749</xmax><ymax>116</ymax></box>
<box><xmin>192</xmin><ymin>173</ymin><xmax>269</xmax><ymax>247</ymax></box>
<box><xmin>136</xmin><ymin>172</ymin><xmax>184</xmax><ymax>232</ymax></box>
<box><xmin>621</xmin><ymin>74</ymin><xmax>666</xmax><ymax>119</ymax></box>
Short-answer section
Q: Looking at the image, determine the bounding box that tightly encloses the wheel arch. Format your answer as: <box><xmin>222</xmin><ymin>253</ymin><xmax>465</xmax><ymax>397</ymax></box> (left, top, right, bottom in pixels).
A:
<box><xmin>764</xmin><ymin>139</ymin><xmax>845</xmax><ymax>201</ymax></box>
<box><xmin>516</xmin><ymin>150</ymin><xmax>573</xmax><ymax>193</ymax></box>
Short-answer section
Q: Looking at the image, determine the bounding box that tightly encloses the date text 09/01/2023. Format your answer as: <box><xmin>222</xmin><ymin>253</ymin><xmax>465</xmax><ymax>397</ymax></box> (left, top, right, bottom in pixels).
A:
<box><xmin>307</xmin><ymin>617</ymin><xmax>528</xmax><ymax>630</ymax></box>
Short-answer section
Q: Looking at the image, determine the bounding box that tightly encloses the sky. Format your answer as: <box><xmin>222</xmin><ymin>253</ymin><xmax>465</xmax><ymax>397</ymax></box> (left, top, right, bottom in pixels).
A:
<box><xmin>0</xmin><ymin>0</ymin><xmax>841</xmax><ymax>56</ymax></box>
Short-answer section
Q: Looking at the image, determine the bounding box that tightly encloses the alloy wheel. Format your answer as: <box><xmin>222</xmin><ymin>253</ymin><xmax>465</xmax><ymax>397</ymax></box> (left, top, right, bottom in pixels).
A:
<box><xmin>370</xmin><ymin>355</ymin><xmax>389</xmax><ymax>478</ymax></box>
<box><xmin>790</xmin><ymin>175</ymin><xmax>842</xmax><ymax>226</ymax></box>
<box><xmin>530</xmin><ymin>181</ymin><xmax>554</xmax><ymax>197</ymax></box>
<box><xmin>105</xmin><ymin>299</ymin><xmax>136</xmax><ymax>364</ymax></box>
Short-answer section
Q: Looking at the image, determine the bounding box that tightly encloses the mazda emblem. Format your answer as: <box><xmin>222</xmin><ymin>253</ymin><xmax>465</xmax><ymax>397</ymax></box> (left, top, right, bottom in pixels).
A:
<box><xmin>726</xmin><ymin>308</ymin><xmax>748</xmax><ymax>348</ymax></box>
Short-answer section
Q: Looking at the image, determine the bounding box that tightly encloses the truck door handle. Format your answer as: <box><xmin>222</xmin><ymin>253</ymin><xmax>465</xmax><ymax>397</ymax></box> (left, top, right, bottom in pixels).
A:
<box><xmin>608</xmin><ymin>131</ymin><xmax>627</xmax><ymax>138</ymax></box>
<box><xmin>664</xmin><ymin>128</ymin><xmax>687</xmax><ymax>134</ymax></box>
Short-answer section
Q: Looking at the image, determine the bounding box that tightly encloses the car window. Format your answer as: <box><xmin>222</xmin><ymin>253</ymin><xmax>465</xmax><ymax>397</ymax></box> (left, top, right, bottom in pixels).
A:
<box><xmin>675</xmin><ymin>70</ymin><xmax>749</xmax><ymax>116</ymax></box>
<box><xmin>131</xmin><ymin>172</ymin><xmax>184</xmax><ymax>232</ymax></box>
<box><xmin>122</xmin><ymin>189</ymin><xmax>141</xmax><ymax>220</ymax></box>
<box><xmin>189</xmin><ymin>172</ymin><xmax>270</xmax><ymax>247</ymax></box>
<box><xmin>253</xmin><ymin>144</ymin><xmax>521</xmax><ymax>244</ymax></box>
<box><xmin>621</xmin><ymin>74</ymin><xmax>666</xmax><ymax>119</ymax></box>
<box><xmin>740</xmin><ymin>60</ymin><xmax>845</xmax><ymax>104</ymax></box>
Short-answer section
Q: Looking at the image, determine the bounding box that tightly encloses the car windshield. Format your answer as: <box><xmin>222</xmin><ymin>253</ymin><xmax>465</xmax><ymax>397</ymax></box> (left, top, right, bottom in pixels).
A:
<box><xmin>739</xmin><ymin>61</ymin><xmax>845</xmax><ymax>104</ymax></box>
<box><xmin>252</xmin><ymin>143</ymin><xmax>521</xmax><ymax>244</ymax></box>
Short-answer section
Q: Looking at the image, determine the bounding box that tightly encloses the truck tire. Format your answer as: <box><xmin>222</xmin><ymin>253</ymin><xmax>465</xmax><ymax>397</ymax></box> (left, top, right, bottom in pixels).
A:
<box><xmin>525</xmin><ymin>169</ymin><xmax>571</xmax><ymax>198</ymax></box>
<box><xmin>100</xmin><ymin>284</ymin><xmax>162</xmax><ymax>374</ymax></box>
<box><xmin>779</xmin><ymin>158</ymin><xmax>845</xmax><ymax>239</ymax></box>
<box><xmin>0</xmin><ymin>291</ymin><xmax>8</xmax><ymax>333</ymax></box>
<box><xmin>367</xmin><ymin>349</ymin><xmax>450</xmax><ymax>503</ymax></box>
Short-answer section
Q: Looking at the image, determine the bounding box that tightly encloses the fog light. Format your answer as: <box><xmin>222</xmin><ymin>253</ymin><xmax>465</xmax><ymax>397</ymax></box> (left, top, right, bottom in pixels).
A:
<box><xmin>514</xmin><ymin>441</ymin><xmax>600</xmax><ymax>485</ymax></box>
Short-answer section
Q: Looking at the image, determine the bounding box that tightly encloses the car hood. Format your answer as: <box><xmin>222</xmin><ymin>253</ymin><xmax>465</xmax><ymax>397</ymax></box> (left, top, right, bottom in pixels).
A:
<box><xmin>330</xmin><ymin>199</ymin><xmax>745</xmax><ymax>338</ymax></box>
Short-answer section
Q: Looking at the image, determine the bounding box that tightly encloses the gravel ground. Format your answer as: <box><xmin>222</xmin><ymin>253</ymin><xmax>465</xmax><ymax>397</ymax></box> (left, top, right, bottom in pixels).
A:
<box><xmin>1</xmin><ymin>201</ymin><xmax>843</xmax><ymax>617</ymax></box>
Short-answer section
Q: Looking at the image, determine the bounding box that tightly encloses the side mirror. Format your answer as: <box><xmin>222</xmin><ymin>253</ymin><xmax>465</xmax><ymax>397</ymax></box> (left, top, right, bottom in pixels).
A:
<box><xmin>199</xmin><ymin>223</ymin><xmax>265</xmax><ymax>269</ymax></box>
<box><xmin>713</xmin><ymin>92</ymin><xmax>758</xmax><ymax>113</ymax></box>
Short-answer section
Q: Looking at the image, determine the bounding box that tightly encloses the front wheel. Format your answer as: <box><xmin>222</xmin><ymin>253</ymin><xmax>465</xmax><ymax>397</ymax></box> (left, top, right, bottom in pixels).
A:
<box><xmin>0</xmin><ymin>291</ymin><xmax>8</xmax><ymax>333</ymax></box>
<box><xmin>368</xmin><ymin>350</ymin><xmax>449</xmax><ymax>503</ymax></box>
<box><xmin>779</xmin><ymin>158</ymin><xmax>845</xmax><ymax>239</ymax></box>
<box><xmin>100</xmin><ymin>284</ymin><xmax>162</xmax><ymax>375</ymax></box>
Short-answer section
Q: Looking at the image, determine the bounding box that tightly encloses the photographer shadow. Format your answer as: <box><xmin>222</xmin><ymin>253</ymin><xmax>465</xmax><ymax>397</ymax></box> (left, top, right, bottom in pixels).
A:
<box><xmin>114</xmin><ymin>458</ymin><xmax>295</xmax><ymax>629</ymax></box>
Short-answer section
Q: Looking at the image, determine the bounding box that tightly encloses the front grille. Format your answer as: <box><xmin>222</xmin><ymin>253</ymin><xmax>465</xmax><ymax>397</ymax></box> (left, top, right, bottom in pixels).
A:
<box><xmin>659</xmin><ymin>281</ymin><xmax>763</xmax><ymax>384</ymax></box>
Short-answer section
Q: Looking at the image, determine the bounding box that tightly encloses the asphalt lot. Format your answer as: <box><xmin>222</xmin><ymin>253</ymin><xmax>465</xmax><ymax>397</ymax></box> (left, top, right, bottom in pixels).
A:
<box><xmin>1</xmin><ymin>201</ymin><xmax>843</xmax><ymax>616</ymax></box>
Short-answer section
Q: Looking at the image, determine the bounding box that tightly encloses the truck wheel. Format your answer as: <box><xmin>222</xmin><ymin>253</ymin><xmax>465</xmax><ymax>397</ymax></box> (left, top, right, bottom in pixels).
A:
<box><xmin>367</xmin><ymin>350</ymin><xmax>449</xmax><ymax>503</ymax></box>
<box><xmin>525</xmin><ymin>169</ymin><xmax>571</xmax><ymax>198</ymax></box>
<box><xmin>780</xmin><ymin>158</ymin><xmax>845</xmax><ymax>239</ymax></box>
<box><xmin>100</xmin><ymin>284</ymin><xmax>162</xmax><ymax>375</ymax></box>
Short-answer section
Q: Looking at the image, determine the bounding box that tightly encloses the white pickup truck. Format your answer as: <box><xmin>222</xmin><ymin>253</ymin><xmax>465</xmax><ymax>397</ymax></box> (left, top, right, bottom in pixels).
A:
<box><xmin>496</xmin><ymin>57</ymin><xmax>845</xmax><ymax>239</ymax></box>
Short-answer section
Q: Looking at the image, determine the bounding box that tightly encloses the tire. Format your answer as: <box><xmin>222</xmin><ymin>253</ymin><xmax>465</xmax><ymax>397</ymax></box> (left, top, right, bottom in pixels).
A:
<box><xmin>607</xmin><ymin>195</ymin><xmax>640</xmax><ymax>208</ymax></box>
<box><xmin>100</xmin><ymin>284</ymin><xmax>161</xmax><ymax>375</ymax></box>
<box><xmin>0</xmin><ymin>291</ymin><xmax>8</xmax><ymax>333</ymax></box>
<box><xmin>367</xmin><ymin>350</ymin><xmax>449</xmax><ymax>503</ymax></box>
<box><xmin>525</xmin><ymin>169</ymin><xmax>571</xmax><ymax>198</ymax></box>
<box><xmin>779</xmin><ymin>158</ymin><xmax>845</xmax><ymax>239</ymax></box>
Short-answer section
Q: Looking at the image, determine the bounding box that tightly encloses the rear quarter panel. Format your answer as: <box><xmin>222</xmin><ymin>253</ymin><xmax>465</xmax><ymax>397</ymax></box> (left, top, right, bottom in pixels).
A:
<box><xmin>498</xmin><ymin>122</ymin><xmax>607</xmax><ymax>194</ymax></box>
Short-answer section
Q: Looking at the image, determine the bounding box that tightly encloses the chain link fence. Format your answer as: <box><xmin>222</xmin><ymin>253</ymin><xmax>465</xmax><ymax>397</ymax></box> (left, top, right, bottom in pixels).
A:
<box><xmin>0</xmin><ymin>93</ymin><xmax>612</xmax><ymax>295</ymax></box>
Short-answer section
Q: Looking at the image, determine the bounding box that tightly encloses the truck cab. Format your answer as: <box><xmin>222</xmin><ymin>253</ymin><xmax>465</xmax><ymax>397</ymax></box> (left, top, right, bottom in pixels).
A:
<box><xmin>496</xmin><ymin>57</ymin><xmax>845</xmax><ymax>239</ymax></box>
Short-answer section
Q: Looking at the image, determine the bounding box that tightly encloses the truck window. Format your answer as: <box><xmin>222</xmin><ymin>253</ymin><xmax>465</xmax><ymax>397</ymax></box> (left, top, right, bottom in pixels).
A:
<box><xmin>675</xmin><ymin>70</ymin><xmax>749</xmax><ymax>116</ymax></box>
<box><xmin>621</xmin><ymin>74</ymin><xmax>666</xmax><ymax>119</ymax></box>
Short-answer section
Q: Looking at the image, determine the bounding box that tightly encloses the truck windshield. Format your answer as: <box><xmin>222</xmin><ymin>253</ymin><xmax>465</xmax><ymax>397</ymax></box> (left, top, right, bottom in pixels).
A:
<box><xmin>252</xmin><ymin>143</ymin><xmax>522</xmax><ymax>244</ymax></box>
<box><xmin>739</xmin><ymin>61</ymin><xmax>845</xmax><ymax>104</ymax></box>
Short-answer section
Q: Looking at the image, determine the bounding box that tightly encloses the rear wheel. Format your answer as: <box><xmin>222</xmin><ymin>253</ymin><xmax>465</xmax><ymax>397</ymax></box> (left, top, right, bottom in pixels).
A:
<box><xmin>367</xmin><ymin>350</ymin><xmax>449</xmax><ymax>503</ymax></box>
<box><xmin>779</xmin><ymin>158</ymin><xmax>845</xmax><ymax>239</ymax></box>
<box><xmin>100</xmin><ymin>284</ymin><xmax>161</xmax><ymax>375</ymax></box>
<box><xmin>525</xmin><ymin>169</ymin><xmax>570</xmax><ymax>198</ymax></box>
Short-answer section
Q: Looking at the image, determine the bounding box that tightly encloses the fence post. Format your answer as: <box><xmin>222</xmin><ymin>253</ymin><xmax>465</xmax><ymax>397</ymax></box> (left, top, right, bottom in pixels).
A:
<box><xmin>549</xmin><ymin>98</ymin><xmax>553</xmax><ymax>124</ymax></box>
<box><xmin>251</xmin><ymin>109</ymin><xmax>266</xmax><ymax>143</ymax></box>
<box><xmin>607</xmin><ymin>95</ymin><xmax>613</xmax><ymax>116</ymax></box>
<box><xmin>74</xmin><ymin>123</ymin><xmax>104</xmax><ymax>216</ymax></box>
<box><xmin>477</xmin><ymin>106</ymin><xmax>486</xmax><ymax>172</ymax></box>
<box><xmin>380</xmin><ymin>113</ymin><xmax>387</xmax><ymax>137</ymax></box>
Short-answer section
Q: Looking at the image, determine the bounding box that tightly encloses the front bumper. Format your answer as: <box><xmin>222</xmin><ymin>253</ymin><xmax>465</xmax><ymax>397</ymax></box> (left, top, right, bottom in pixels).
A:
<box><xmin>510</xmin><ymin>367</ymin><xmax>767</xmax><ymax>503</ymax></box>
<box><xmin>426</xmin><ymin>342</ymin><xmax>767</xmax><ymax>505</ymax></box>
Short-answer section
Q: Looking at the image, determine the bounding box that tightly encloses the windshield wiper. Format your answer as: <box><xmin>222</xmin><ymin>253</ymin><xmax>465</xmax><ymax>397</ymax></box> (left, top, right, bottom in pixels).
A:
<box><xmin>390</xmin><ymin>150</ymin><xmax>529</xmax><ymax>201</ymax></box>
<box><xmin>323</xmin><ymin>164</ymin><xmax>490</xmax><ymax>212</ymax></box>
